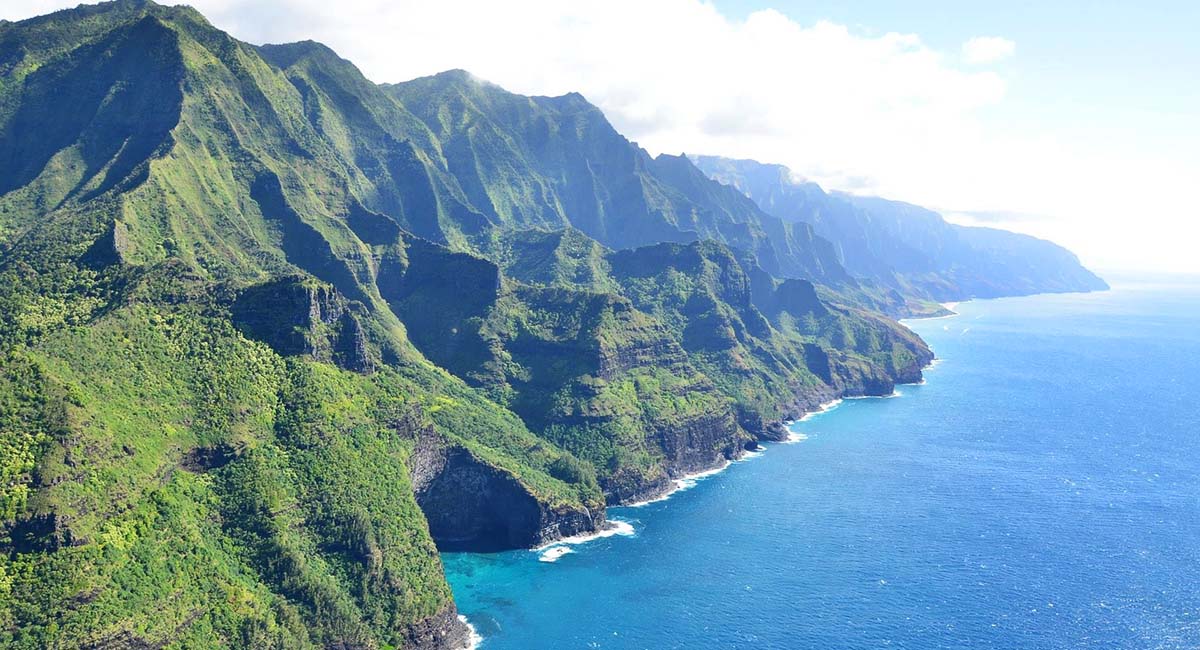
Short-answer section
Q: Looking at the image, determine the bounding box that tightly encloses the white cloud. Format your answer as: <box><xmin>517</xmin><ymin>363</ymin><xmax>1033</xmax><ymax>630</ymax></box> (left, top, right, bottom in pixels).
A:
<box><xmin>1</xmin><ymin>0</ymin><xmax>1196</xmax><ymax>272</ymax></box>
<box><xmin>961</xmin><ymin>36</ymin><xmax>1016</xmax><ymax>64</ymax></box>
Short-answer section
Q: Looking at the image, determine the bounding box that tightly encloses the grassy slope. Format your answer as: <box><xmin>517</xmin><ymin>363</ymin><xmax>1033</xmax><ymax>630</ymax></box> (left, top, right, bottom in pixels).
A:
<box><xmin>0</xmin><ymin>276</ymin><xmax>450</xmax><ymax>648</ymax></box>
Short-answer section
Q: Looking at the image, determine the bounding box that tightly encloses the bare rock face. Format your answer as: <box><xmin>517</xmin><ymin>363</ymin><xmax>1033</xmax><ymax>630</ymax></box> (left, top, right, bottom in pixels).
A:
<box><xmin>400</xmin><ymin>604</ymin><xmax>471</xmax><ymax>650</ymax></box>
<box><xmin>408</xmin><ymin>426</ymin><xmax>601</xmax><ymax>550</ymax></box>
<box><xmin>652</xmin><ymin>407</ymin><xmax>745</xmax><ymax>475</ymax></box>
<box><xmin>80</xmin><ymin>220</ymin><xmax>132</xmax><ymax>268</ymax></box>
<box><xmin>231</xmin><ymin>276</ymin><xmax>376</xmax><ymax>372</ymax></box>
<box><xmin>332</xmin><ymin>309</ymin><xmax>373</xmax><ymax>372</ymax></box>
<box><xmin>603</xmin><ymin>467</ymin><xmax>674</xmax><ymax>506</ymax></box>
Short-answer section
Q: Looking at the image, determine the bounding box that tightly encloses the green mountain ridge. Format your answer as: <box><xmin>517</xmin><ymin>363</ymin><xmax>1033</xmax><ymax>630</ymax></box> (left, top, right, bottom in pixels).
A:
<box><xmin>379</xmin><ymin>68</ymin><xmax>855</xmax><ymax>287</ymax></box>
<box><xmin>0</xmin><ymin>2</ymin><xmax>1094</xmax><ymax>648</ymax></box>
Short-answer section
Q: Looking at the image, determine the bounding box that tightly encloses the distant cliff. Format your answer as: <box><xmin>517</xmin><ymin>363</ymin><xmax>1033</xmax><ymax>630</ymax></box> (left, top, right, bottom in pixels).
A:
<box><xmin>692</xmin><ymin>156</ymin><xmax>1108</xmax><ymax>303</ymax></box>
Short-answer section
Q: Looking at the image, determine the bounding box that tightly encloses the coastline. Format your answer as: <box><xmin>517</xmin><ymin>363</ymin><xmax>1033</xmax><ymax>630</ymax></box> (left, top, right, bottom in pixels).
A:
<box><xmin>624</xmin><ymin>320</ymin><xmax>946</xmax><ymax>507</ymax></box>
<box><xmin>457</xmin><ymin>615</ymin><xmax>483</xmax><ymax>650</ymax></box>
<box><xmin>624</xmin><ymin>447</ymin><xmax>768</xmax><ymax>509</ymax></box>
<box><xmin>531</xmin><ymin>518</ymin><xmax>636</xmax><ymax>552</ymax></box>
<box><xmin>783</xmin><ymin>398</ymin><xmax>843</xmax><ymax>439</ymax></box>
<box><xmin>900</xmin><ymin>300</ymin><xmax>964</xmax><ymax>327</ymax></box>
<box><xmin>618</xmin><ymin>355</ymin><xmax>941</xmax><ymax>509</ymax></box>
<box><xmin>624</xmin><ymin>460</ymin><xmax>733</xmax><ymax>507</ymax></box>
<box><xmin>537</xmin><ymin>367</ymin><xmax>934</xmax><ymax>547</ymax></box>
<box><xmin>524</xmin><ymin>303</ymin><xmax>949</xmax><ymax>556</ymax></box>
<box><xmin>532</xmin><ymin>297</ymin><xmax>952</xmax><ymax>538</ymax></box>
<box><xmin>451</xmin><ymin>302</ymin><xmax>952</xmax><ymax>650</ymax></box>
<box><xmin>443</xmin><ymin>287</ymin><xmax>1170</xmax><ymax>650</ymax></box>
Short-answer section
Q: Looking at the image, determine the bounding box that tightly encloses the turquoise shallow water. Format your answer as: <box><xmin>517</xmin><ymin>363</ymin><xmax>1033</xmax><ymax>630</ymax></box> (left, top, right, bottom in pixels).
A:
<box><xmin>443</xmin><ymin>278</ymin><xmax>1200</xmax><ymax>649</ymax></box>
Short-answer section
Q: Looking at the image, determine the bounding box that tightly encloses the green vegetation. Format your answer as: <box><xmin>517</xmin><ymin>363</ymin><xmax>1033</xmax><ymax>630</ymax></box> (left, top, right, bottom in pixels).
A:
<box><xmin>0</xmin><ymin>2</ymin><xmax>954</xmax><ymax>646</ymax></box>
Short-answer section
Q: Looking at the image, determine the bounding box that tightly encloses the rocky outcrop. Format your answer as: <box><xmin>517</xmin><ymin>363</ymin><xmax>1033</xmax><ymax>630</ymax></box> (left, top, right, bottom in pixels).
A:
<box><xmin>331</xmin><ymin>309</ymin><xmax>373</xmax><ymax>372</ymax></box>
<box><xmin>399</xmin><ymin>604</ymin><xmax>471</xmax><ymax>650</ymax></box>
<box><xmin>612</xmin><ymin>416</ymin><xmax>750</xmax><ymax>505</ymax></box>
<box><xmin>604</xmin><ymin>467</ymin><xmax>675</xmax><ymax>506</ymax></box>
<box><xmin>231</xmin><ymin>276</ymin><xmax>343</xmax><ymax>349</ymax></box>
<box><xmin>408</xmin><ymin>427</ymin><xmax>601</xmax><ymax>550</ymax></box>
<box><xmin>80</xmin><ymin>220</ymin><xmax>131</xmax><ymax>269</ymax></box>
<box><xmin>652</xmin><ymin>409</ymin><xmax>746</xmax><ymax>477</ymax></box>
<box><xmin>231</xmin><ymin>276</ymin><xmax>376</xmax><ymax>372</ymax></box>
<box><xmin>179</xmin><ymin>443</ymin><xmax>238</xmax><ymax>473</ymax></box>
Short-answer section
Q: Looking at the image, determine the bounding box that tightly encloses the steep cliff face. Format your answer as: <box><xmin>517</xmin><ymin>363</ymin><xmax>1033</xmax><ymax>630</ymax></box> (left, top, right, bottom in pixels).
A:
<box><xmin>381</xmin><ymin>71</ymin><xmax>858</xmax><ymax>285</ymax></box>
<box><xmin>381</xmin><ymin>235</ymin><xmax>748</xmax><ymax>504</ymax></box>
<box><xmin>231</xmin><ymin>276</ymin><xmax>377</xmax><ymax>372</ymax></box>
<box><xmin>376</xmin><ymin>235</ymin><xmax>506</xmax><ymax>383</ymax></box>
<box><xmin>408</xmin><ymin>426</ymin><xmax>601</xmax><ymax>549</ymax></box>
<box><xmin>382</xmin><ymin>231</ymin><xmax>931</xmax><ymax>506</ymax></box>
<box><xmin>401</xmin><ymin>605</ymin><xmax>471</xmax><ymax>650</ymax></box>
<box><xmin>605</xmin><ymin>239</ymin><xmax>933</xmax><ymax>441</ymax></box>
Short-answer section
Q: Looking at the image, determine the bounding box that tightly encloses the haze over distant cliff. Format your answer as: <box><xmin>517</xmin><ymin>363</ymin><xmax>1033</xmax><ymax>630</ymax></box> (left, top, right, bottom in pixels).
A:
<box><xmin>692</xmin><ymin>155</ymin><xmax>1108</xmax><ymax>302</ymax></box>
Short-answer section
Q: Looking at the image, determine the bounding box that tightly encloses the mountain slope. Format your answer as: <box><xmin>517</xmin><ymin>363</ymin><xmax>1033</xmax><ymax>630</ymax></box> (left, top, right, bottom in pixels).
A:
<box><xmin>381</xmin><ymin>230</ymin><xmax>930</xmax><ymax>504</ymax></box>
<box><xmin>0</xmin><ymin>3</ymin><xmax>935</xmax><ymax>648</ymax></box>
<box><xmin>0</xmin><ymin>4</ymin><xmax>588</xmax><ymax>646</ymax></box>
<box><xmin>381</xmin><ymin>70</ymin><xmax>852</xmax><ymax>284</ymax></box>
<box><xmin>692</xmin><ymin>155</ymin><xmax>1108</xmax><ymax>301</ymax></box>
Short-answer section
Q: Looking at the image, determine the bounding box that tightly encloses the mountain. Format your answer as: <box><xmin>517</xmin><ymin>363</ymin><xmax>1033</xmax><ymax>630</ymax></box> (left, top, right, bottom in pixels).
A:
<box><xmin>391</xmin><ymin>230</ymin><xmax>930</xmax><ymax>503</ymax></box>
<box><xmin>0</xmin><ymin>3</ymin><xmax>935</xmax><ymax>648</ymax></box>
<box><xmin>377</xmin><ymin>70</ymin><xmax>852</xmax><ymax>284</ymax></box>
<box><xmin>692</xmin><ymin>155</ymin><xmax>1108</xmax><ymax>302</ymax></box>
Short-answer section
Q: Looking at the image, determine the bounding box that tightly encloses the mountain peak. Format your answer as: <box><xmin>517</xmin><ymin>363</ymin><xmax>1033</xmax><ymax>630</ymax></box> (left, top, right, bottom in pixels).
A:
<box><xmin>257</xmin><ymin>39</ymin><xmax>344</xmax><ymax>69</ymax></box>
<box><xmin>428</xmin><ymin>67</ymin><xmax>494</xmax><ymax>87</ymax></box>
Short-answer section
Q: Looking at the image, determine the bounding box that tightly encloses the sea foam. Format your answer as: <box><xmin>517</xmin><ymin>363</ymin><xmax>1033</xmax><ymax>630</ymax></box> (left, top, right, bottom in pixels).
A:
<box><xmin>798</xmin><ymin>398</ymin><xmax>844</xmax><ymax>422</ymax></box>
<box><xmin>538</xmin><ymin>545</ymin><xmax>574</xmax><ymax>563</ymax></box>
<box><xmin>846</xmin><ymin>391</ymin><xmax>902</xmax><ymax>400</ymax></box>
<box><xmin>531</xmin><ymin>519</ymin><xmax>635</xmax><ymax>551</ymax></box>
<box><xmin>781</xmin><ymin>398</ymin><xmax>844</xmax><ymax>443</ymax></box>
<box><xmin>627</xmin><ymin>458</ymin><xmax>739</xmax><ymax>507</ymax></box>
<box><xmin>785</xmin><ymin>431</ymin><xmax>809</xmax><ymax>443</ymax></box>
<box><xmin>458</xmin><ymin>615</ymin><xmax>484</xmax><ymax>649</ymax></box>
<box><xmin>671</xmin><ymin>462</ymin><xmax>732</xmax><ymax>492</ymax></box>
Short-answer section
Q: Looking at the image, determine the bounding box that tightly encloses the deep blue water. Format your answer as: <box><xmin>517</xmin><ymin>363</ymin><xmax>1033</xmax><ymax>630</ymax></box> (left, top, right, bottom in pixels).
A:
<box><xmin>443</xmin><ymin>278</ymin><xmax>1200</xmax><ymax>649</ymax></box>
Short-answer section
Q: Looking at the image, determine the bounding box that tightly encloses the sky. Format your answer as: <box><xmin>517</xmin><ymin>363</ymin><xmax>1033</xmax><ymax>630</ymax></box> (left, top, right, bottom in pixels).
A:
<box><xmin>3</xmin><ymin>1</ymin><xmax>1197</xmax><ymax>272</ymax></box>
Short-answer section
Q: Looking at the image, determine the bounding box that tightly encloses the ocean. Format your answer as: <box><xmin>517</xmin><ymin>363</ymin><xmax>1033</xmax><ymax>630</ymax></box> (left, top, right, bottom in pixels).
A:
<box><xmin>443</xmin><ymin>277</ymin><xmax>1200</xmax><ymax>649</ymax></box>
